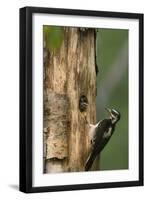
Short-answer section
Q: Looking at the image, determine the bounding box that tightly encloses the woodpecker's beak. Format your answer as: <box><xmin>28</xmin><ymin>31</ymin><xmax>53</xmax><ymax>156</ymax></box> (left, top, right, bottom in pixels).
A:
<box><xmin>105</xmin><ymin>107</ymin><xmax>112</xmax><ymax>117</ymax></box>
<box><xmin>105</xmin><ymin>107</ymin><xmax>111</xmax><ymax>113</ymax></box>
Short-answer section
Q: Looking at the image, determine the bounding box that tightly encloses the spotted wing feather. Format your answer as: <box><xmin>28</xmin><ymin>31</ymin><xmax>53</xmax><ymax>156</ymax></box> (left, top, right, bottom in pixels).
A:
<box><xmin>85</xmin><ymin>119</ymin><xmax>113</xmax><ymax>171</ymax></box>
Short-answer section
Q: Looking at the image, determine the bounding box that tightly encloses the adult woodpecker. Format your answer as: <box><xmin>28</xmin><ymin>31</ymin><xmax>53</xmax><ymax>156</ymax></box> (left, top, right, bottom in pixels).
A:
<box><xmin>85</xmin><ymin>108</ymin><xmax>121</xmax><ymax>171</ymax></box>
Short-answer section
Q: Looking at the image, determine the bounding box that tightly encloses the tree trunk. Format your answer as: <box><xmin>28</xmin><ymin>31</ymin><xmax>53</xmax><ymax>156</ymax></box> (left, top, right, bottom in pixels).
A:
<box><xmin>43</xmin><ymin>27</ymin><xmax>97</xmax><ymax>173</ymax></box>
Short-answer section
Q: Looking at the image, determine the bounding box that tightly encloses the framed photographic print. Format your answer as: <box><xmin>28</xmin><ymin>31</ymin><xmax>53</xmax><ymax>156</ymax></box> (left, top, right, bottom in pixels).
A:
<box><xmin>19</xmin><ymin>6</ymin><xmax>144</xmax><ymax>193</ymax></box>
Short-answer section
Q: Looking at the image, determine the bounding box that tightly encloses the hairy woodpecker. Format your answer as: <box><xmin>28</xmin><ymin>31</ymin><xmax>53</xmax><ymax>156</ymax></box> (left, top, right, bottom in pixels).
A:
<box><xmin>85</xmin><ymin>108</ymin><xmax>121</xmax><ymax>171</ymax></box>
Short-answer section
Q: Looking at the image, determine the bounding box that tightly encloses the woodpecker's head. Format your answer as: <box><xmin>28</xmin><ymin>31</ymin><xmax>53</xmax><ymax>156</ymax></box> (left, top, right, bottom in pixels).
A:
<box><xmin>105</xmin><ymin>108</ymin><xmax>120</xmax><ymax>124</ymax></box>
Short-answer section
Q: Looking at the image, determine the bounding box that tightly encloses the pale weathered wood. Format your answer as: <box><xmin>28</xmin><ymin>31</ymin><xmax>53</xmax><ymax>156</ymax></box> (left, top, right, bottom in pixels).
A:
<box><xmin>43</xmin><ymin>27</ymin><xmax>97</xmax><ymax>173</ymax></box>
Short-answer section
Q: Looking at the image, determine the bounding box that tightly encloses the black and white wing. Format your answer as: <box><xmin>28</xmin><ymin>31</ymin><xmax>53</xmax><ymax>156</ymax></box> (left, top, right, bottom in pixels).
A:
<box><xmin>85</xmin><ymin>119</ymin><xmax>113</xmax><ymax>171</ymax></box>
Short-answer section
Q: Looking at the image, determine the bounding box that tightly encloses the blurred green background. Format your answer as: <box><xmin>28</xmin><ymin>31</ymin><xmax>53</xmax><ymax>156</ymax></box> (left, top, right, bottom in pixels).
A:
<box><xmin>96</xmin><ymin>29</ymin><xmax>128</xmax><ymax>170</ymax></box>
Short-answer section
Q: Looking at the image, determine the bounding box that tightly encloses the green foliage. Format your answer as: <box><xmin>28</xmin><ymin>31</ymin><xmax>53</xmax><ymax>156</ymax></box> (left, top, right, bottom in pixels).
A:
<box><xmin>43</xmin><ymin>26</ymin><xmax>64</xmax><ymax>52</ymax></box>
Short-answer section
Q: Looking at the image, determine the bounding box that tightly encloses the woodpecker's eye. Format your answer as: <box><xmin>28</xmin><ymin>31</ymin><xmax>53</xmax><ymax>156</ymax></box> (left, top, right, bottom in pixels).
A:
<box><xmin>111</xmin><ymin>109</ymin><xmax>119</xmax><ymax>116</ymax></box>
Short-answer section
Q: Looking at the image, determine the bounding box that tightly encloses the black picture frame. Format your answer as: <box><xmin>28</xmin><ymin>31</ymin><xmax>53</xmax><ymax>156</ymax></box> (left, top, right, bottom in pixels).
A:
<box><xmin>19</xmin><ymin>6</ymin><xmax>144</xmax><ymax>193</ymax></box>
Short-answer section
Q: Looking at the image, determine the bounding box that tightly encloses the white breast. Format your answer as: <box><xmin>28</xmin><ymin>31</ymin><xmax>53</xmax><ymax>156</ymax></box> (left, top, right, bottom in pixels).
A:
<box><xmin>88</xmin><ymin>121</ymin><xmax>101</xmax><ymax>140</ymax></box>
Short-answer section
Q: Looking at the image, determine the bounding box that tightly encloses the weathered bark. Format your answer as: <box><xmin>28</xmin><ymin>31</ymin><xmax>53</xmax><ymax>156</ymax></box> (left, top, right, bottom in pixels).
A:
<box><xmin>43</xmin><ymin>27</ymin><xmax>97</xmax><ymax>173</ymax></box>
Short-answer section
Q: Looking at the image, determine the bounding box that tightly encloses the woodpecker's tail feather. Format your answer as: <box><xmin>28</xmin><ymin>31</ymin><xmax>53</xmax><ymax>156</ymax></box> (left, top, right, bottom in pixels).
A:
<box><xmin>85</xmin><ymin>154</ymin><xmax>96</xmax><ymax>171</ymax></box>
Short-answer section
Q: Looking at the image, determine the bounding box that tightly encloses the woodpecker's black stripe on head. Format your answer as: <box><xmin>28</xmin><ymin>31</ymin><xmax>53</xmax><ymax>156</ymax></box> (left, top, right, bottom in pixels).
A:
<box><xmin>112</xmin><ymin>109</ymin><xmax>119</xmax><ymax>115</ymax></box>
<box><xmin>111</xmin><ymin>109</ymin><xmax>121</xmax><ymax>122</ymax></box>
<box><xmin>111</xmin><ymin>109</ymin><xmax>120</xmax><ymax>116</ymax></box>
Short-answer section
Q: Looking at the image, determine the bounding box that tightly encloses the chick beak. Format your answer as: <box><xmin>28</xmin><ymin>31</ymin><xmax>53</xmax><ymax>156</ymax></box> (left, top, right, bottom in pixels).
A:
<box><xmin>83</xmin><ymin>102</ymin><xmax>88</xmax><ymax>106</ymax></box>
